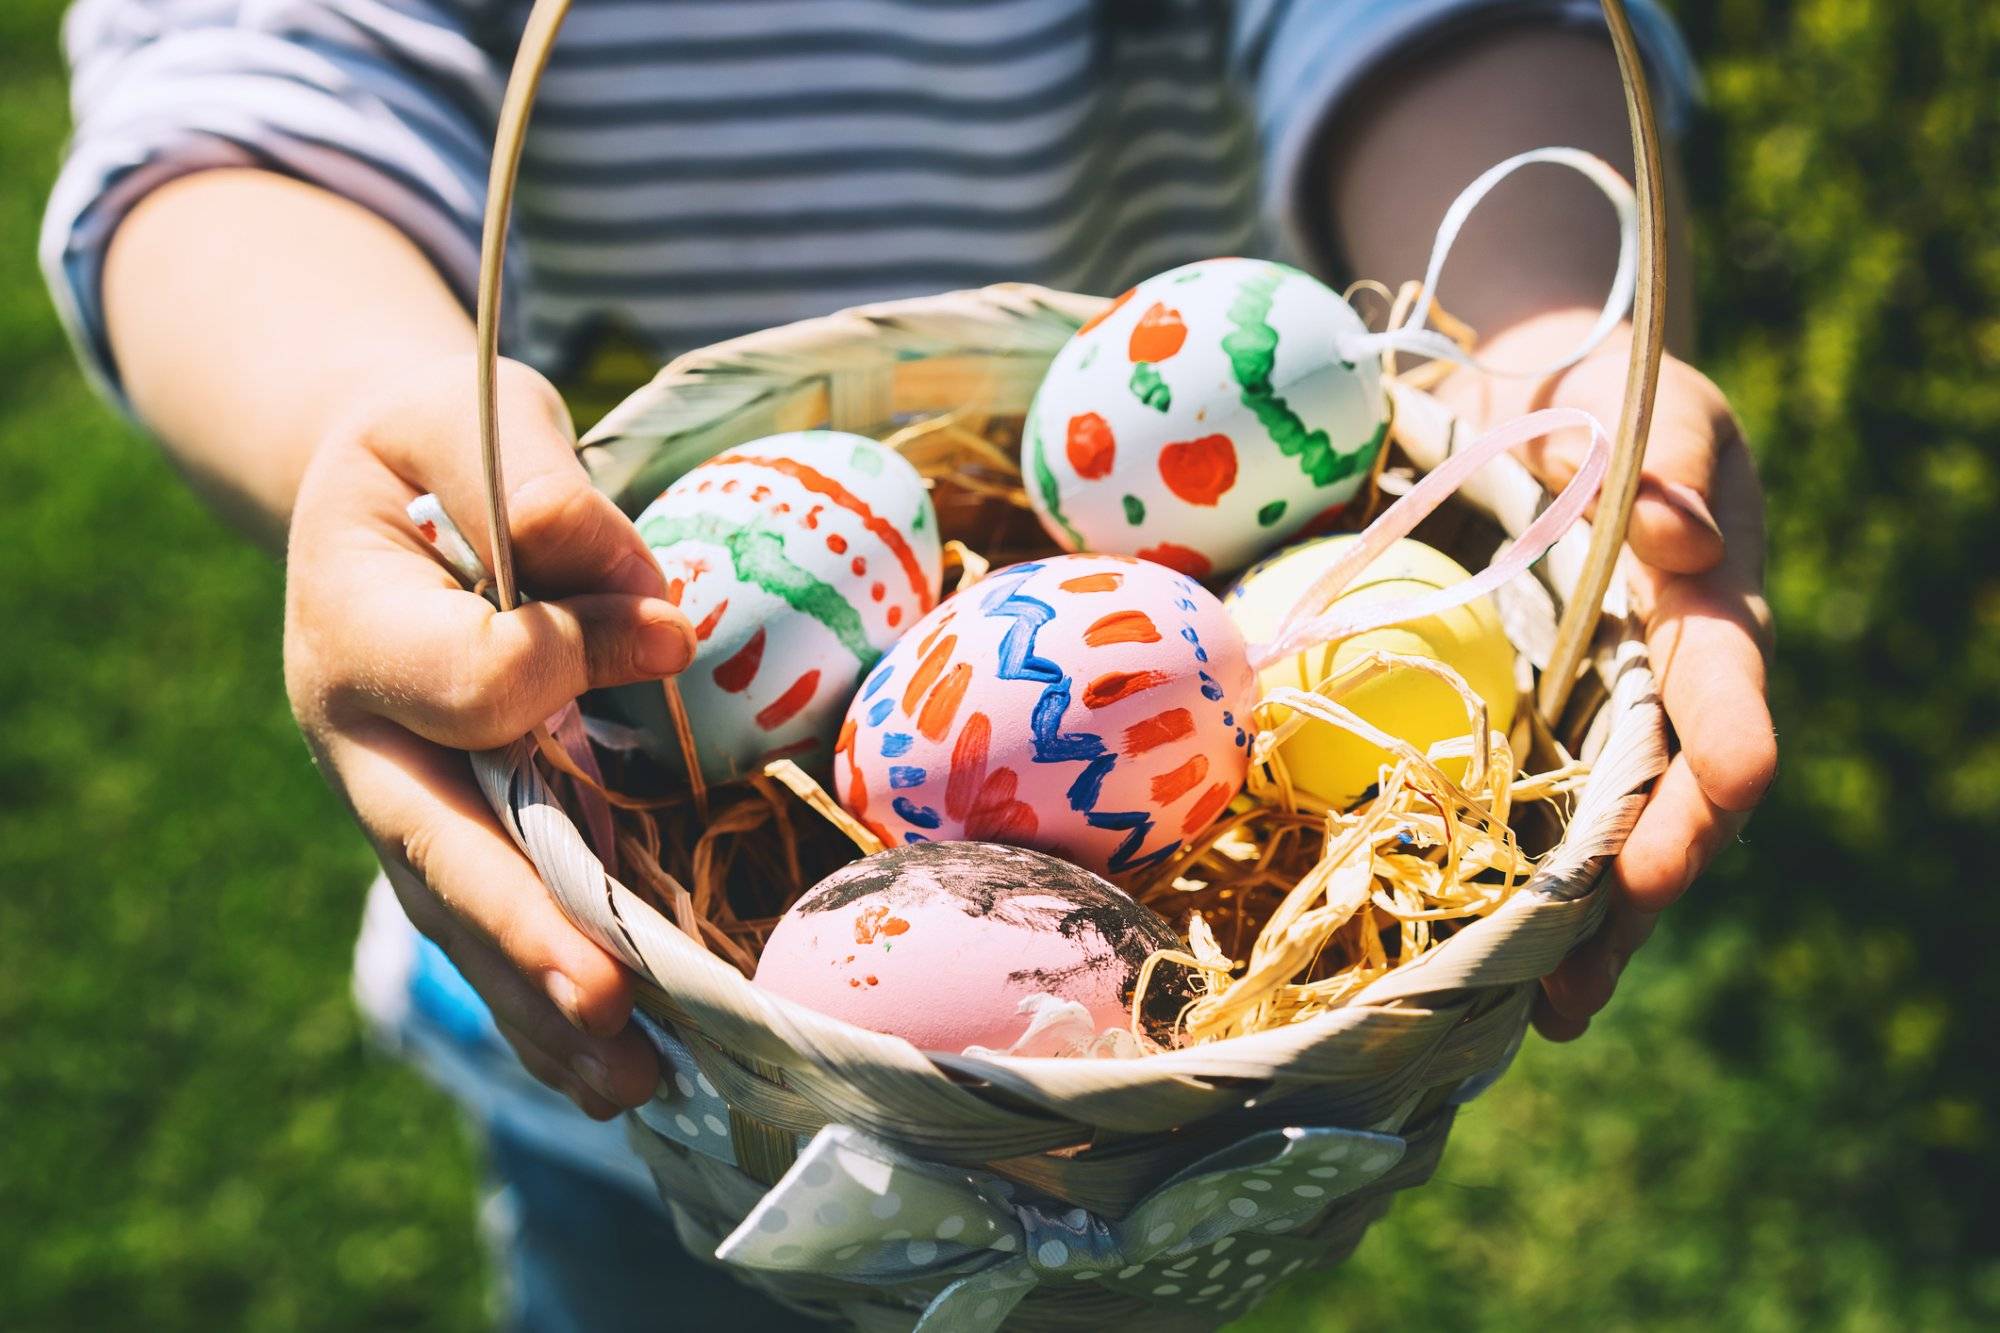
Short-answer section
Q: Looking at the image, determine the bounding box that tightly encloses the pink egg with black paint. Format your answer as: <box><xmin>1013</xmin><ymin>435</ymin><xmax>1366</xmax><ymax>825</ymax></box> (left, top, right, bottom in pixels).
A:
<box><xmin>1024</xmin><ymin>257</ymin><xmax>1389</xmax><ymax>578</ymax></box>
<box><xmin>752</xmin><ymin>842</ymin><xmax>1192</xmax><ymax>1053</ymax></box>
<box><xmin>607</xmin><ymin>430</ymin><xmax>942</xmax><ymax>784</ymax></box>
<box><xmin>835</xmin><ymin>554</ymin><xmax>1256</xmax><ymax>877</ymax></box>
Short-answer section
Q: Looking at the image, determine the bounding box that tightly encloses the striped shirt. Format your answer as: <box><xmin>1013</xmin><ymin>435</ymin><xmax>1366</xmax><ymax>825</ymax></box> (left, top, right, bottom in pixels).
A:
<box><xmin>41</xmin><ymin>0</ymin><xmax>1695</xmax><ymax>406</ymax></box>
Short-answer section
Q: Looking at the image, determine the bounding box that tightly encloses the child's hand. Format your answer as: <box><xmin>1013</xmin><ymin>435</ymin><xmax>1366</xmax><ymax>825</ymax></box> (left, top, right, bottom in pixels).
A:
<box><xmin>284</xmin><ymin>354</ymin><xmax>695</xmax><ymax>1117</ymax></box>
<box><xmin>1437</xmin><ymin>311</ymin><xmax>1778</xmax><ymax>1040</ymax></box>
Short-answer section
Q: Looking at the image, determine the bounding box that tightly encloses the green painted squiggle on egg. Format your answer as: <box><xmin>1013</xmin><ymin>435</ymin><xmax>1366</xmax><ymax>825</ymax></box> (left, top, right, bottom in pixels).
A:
<box><xmin>1222</xmin><ymin>266</ymin><xmax>1380</xmax><ymax>490</ymax></box>
<box><xmin>1128</xmin><ymin>361</ymin><xmax>1171</xmax><ymax>411</ymax></box>
<box><xmin>639</xmin><ymin>513</ymin><xmax>875</xmax><ymax>662</ymax></box>
<box><xmin>1026</xmin><ymin>411</ymin><xmax>1086</xmax><ymax>549</ymax></box>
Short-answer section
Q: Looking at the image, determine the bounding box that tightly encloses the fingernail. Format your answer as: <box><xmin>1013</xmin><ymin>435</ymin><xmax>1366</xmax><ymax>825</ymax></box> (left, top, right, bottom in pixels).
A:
<box><xmin>546</xmin><ymin>971</ymin><xmax>584</xmax><ymax>1025</ymax></box>
<box><xmin>1659</xmin><ymin>481</ymin><xmax>1724</xmax><ymax>541</ymax></box>
<box><xmin>637</xmin><ymin>601</ymin><xmax>696</xmax><ymax>676</ymax></box>
<box><xmin>571</xmin><ymin>1053</ymin><xmax>616</xmax><ymax>1101</ymax></box>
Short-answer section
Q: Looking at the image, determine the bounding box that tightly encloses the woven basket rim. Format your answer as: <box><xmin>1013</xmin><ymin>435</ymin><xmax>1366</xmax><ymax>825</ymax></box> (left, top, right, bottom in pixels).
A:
<box><xmin>477</xmin><ymin>280</ymin><xmax>1666</xmax><ymax>1141</ymax></box>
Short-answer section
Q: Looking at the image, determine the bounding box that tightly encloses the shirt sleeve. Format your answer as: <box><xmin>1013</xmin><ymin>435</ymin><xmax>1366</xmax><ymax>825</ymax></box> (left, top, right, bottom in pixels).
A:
<box><xmin>39</xmin><ymin>0</ymin><xmax>506</xmax><ymax>408</ymax></box>
<box><xmin>1230</xmin><ymin>0</ymin><xmax>1703</xmax><ymax>270</ymax></box>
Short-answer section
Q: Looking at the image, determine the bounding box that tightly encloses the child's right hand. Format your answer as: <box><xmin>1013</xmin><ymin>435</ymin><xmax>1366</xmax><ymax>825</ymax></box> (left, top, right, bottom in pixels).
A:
<box><xmin>283</xmin><ymin>353</ymin><xmax>694</xmax><ymax>1119</ymax></box>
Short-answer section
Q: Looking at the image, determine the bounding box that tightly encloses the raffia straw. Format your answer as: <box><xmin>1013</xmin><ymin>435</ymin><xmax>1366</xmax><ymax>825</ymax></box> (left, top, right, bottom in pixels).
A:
<box><xmin>570</xmin><ymin>395</ymin><xmax>1588</xmax><ymax>1046</ymax></box>
<box><xmin>662</xmin><ymin>678</ymin><xmax>709</xmax><ymax>821</ymax></box>
<box><xmin>530</xmin><ymin>727</ymin><xmax>686</xmax><ymax>812</ymax></box>
<box><xmin>1128</xmin><ymin>648</ymin><xmax>1590</xmax><ymax>1045</ymax></box>
<box><xmin>763</xmin><ymin>758</ymin><xmax>886</xmax><ymax>856</ymax></box>
<box><xmin>1381</xmin><ymin>280</ymin><xmax>1479</xmax><ymax>391</ymax></box>
<box><xmin>944</xmin><ymin>539</ymin><xmax>990</xmax><ymax>589</ymax></box>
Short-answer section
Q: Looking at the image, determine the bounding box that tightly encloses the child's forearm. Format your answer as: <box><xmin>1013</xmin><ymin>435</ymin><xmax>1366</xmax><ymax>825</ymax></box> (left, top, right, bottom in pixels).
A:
<box><xmin>1324</xmin><ymin>23</ymin><xmax>1693</xmax><ymax>351</ymax></box>
<box><xmin>103</xmin><ymin>169</ymin><xmax>476</xmax><ymax>553</ymax></box>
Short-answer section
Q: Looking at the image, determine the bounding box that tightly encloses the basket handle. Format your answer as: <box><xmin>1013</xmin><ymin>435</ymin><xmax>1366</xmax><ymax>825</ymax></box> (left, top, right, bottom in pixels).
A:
<box><xmin>465</xmin><ymin>0</ymin><xmax>1666</xmax><ymax>723</ymax></box>
<box><xmin>473</xmin><ymin>0</ymin><xmax>571</xmax><ymax>615</ymax></box>
<box><xmin>1539</xmin><ymin>0</ymin><xmax>1669</xmax><ymax>722</ymax></box>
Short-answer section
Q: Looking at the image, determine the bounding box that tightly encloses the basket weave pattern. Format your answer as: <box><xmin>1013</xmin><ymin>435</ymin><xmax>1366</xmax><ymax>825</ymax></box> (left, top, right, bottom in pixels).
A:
<box><xmin>465</xmin><ymin>285</ymin><xmax>1668</xmax><ymax>1328</ymax></box>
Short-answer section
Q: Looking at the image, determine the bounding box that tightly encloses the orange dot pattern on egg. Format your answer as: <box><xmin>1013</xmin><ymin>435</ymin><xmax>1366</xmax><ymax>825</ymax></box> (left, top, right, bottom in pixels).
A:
<box><xmin>1059</xmin><ymin>572</ymin><xmax>1122</xmax><ymax>593</ymax></box>
<box><xmin>1137</xmin><ymin>542</ymin><xmax>1212</xmax><ymax>578</ymax></box>
<box><xmin>1082</xmin><ymin>669</ymin><xmax>1169</xmax><ymax>709</ymax></box>
<box><xmin>1181</xmin><ymin>782</ymin><xmax>1235</xmax><ymax>836</ymax></box>
<box><xmin>754</xmin><ymin>668</ymin><xmax>820</xmax><ymax>730</ymax></box>
<box><xmin>1158</xmin><ymin>433</ymin><xmax>1238</xmax><ymax>506</ymax></box>
<box><xmin>1122</xmin><ymin>707</ymin><xmax>1194</xmax><ymax>756</ymax></box>
<box><xmin>712</xmin><ymin>626</ymin><xmax>765</xmax><ymax>693</ymax></box>
<box><xmin>1127</xmin><ymin>302</ymin><xmax>1188</xmax><ymax>363</ymax></box>
<box><xmin>835</xmin><ymin>718</ymin><xmax>871</xmax><ymax>831</ymax></box>
<box><xmin>944</xmin><ymin>711</ymin><xmax>1039</xmax><ymax>842</ymax></box>
<box><xmin>1065</xmin><ymin>412</ymin><xmax>1116</xmax><ymax>480</ymax></box>
<box><xmin>693</xmin><ymin>599</ymin><xmax>729</xmax><ymax>641</ymax></box>
<box><xmin>852</xmin><ymin>904</ymin><xmax>911</xmax><ymax>944</ymax></box>
<box><xmin>1149</xmin><ymin>753</ymin><xmax>1209</xmax><ymax>805</ymax></box>
<box><xmin>709</xmin><ymin>451</ymin><xmax>938</xmax><ymax>613</ymax></box>
<box><xmin>901</xmin><ymin>632</ymin><xmax>958</xmax><ymax>715</ymax></box>
<box><xmin>916</xmin><ymin>662</ymin><xmax>971</xmax><ymax>742</ymax></box>
<box><xmin>1082</xmin><ymin>610</ymin><xmax>1161</xmax><ymax>647</ymax></box>
<box><xmin>826</xmin><ymin>532</ymin><xmax>848</xmax><ymax>554</ymax></box>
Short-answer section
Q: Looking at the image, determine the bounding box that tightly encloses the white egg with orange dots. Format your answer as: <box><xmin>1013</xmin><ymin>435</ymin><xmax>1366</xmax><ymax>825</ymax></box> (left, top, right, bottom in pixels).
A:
<box><xmin>1022</xmin><ymin>257</ymin><xmax>1389</xmax><ymax>580</ymax></box>
<box><xmin>1224</xmin><ymin>535</ymin><xmax>1519</xmax><ymax>808</ymax></box>
<box><xmin>613</xmin><ymin>430</ymin><xmax>943</xmax><ymax>784</ymax></box>
<box><xmin>835</xmin><ymin>553</ymin><xmax>1257</xmax><ymax>877</ymax></box>
<box><xmin>752</xmin><ymin>842</ymin><xmax>1192</xmax><ymax>1055</ymax></box>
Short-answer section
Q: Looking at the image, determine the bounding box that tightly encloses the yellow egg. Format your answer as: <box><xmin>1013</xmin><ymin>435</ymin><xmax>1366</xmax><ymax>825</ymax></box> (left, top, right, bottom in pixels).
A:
<box><xmin>1223</xmin><ymin>536</ymin><xmax>1518</xmax><ymax>807</ymax></box>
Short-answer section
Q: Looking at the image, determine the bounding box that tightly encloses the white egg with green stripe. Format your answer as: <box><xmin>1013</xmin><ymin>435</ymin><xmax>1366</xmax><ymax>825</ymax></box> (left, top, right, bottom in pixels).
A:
<box><xmin>1024</xmin><ymin>258</ymin><xmax>1388</xmax><ymax>580</ymax></box>
<box><xmin>601</xmin><ymin>430</ymin><xmax>942</xmax><ymax>785</ymax></box>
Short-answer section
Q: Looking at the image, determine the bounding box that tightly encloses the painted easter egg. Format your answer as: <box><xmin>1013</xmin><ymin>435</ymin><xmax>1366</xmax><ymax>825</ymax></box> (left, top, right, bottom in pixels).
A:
<box><xmin>836</xmin><ymin>554</ymin><xmax>1256</xmax><ymax>876</ymax></box>
<box><xmin>752</xmin><ymin>842</ymin><xmax>1192</xmax><ymax>1054</ymax></box>
<box><xmin>1023</xmin><ymin>257</ymin><xmax>1389</xmax><ymax>579</ymax></box>
<box><xmin>1224</xmin><ymin>535</ymin><xmax>1519</xmax><ymax>808</ymax></box>
<box><xmin>611</xmin><ymin>430</ymin><xmax>942</xmax><ymax>784</ymax></box>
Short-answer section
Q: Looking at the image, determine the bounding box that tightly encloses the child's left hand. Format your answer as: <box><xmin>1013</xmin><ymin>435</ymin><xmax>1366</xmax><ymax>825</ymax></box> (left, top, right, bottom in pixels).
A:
<box><xmin>1437</xmin><ymin>310</ymin><xmax>1778</xmax><ymax>1040</ymax></box>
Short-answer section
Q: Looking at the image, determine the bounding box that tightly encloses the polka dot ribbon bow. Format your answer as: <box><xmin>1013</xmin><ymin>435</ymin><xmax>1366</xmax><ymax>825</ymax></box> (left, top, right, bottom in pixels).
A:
<box><xmin>715</xmin><ymin>1116</ymin><xmax>1407</xmax><ymax>1330</ymax></box>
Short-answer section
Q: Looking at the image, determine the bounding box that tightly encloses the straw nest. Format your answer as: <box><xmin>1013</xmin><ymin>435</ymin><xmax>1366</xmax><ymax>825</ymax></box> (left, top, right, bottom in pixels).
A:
<box><xmin>576</xmin><ymin>397</ymin><xmax>1595</xmax><ymax>1057</ymax></box>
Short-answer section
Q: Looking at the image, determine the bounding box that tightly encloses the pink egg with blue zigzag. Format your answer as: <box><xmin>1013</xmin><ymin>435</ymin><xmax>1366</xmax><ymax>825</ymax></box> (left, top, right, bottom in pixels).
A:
<box><xmin>835</xmin><ymin>554</ymin><xmax>1256</xmax><ymax>877</ymax></box>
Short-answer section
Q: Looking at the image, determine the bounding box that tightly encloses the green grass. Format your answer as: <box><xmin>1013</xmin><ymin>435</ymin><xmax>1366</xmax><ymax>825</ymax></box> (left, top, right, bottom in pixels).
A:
<box><xmin>2</xmin><ymin>2</ymin><xmax>1995</xmax><ymax>1329</ymax></box>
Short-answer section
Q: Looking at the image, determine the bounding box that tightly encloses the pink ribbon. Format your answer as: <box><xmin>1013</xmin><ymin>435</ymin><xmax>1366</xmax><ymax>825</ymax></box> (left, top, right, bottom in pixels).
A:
<box><xmin>1249</xmin><ymin>407</ymin><xmax>1611</xmax><ymax>670</ymax></box>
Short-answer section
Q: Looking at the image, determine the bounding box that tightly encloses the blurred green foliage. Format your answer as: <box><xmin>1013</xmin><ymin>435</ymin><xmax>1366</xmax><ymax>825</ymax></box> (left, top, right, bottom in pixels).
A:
<box><xmin>1</xmin><ymin>1</ymin><xmax>1994</xmax><ymax>1329</ymax></box>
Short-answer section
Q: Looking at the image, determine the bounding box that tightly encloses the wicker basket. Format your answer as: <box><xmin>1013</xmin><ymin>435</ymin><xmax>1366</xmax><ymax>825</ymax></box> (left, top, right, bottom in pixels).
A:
<box><xmin>447</xmin><ymin>3</ymin><xmax>1672</xmax><ymax>1328</ymax></box>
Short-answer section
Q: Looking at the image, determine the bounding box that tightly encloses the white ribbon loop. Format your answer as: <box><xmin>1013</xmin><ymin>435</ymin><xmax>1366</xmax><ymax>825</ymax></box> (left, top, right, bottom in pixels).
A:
<box><xmin>1344</xmin><ymin>146</ymin><xmax>1639</xmax><ymax>380</ymax></box>
<box><xmin>1250</xmin><ymin>406</ymin><xmax>1612</xmax><ymax>670</ymax></box>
